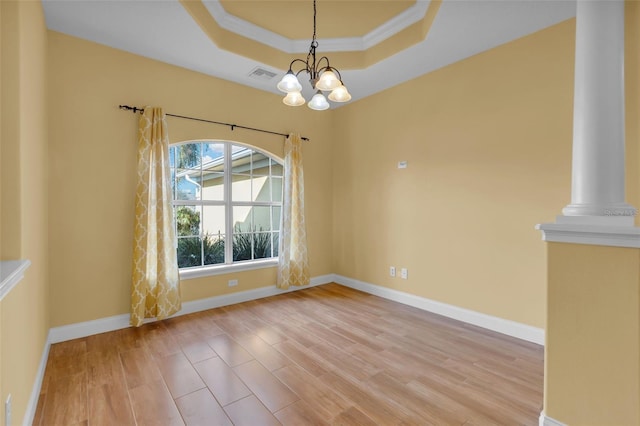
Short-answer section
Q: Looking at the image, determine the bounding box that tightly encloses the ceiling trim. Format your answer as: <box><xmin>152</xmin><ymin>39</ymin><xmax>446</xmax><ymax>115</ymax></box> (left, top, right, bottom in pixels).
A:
<box><xmin>180</xmin><ymin>0</ymin><xmax>441</xmax><ymax>71</ymax></box>
<box><xmin>202</xmin><ymin>0</ymin><xmax>430</xmax><ymax>53</ymax></box>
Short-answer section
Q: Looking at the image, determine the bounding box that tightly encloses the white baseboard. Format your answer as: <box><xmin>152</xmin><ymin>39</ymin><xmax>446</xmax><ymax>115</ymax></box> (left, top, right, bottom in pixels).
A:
<box><xmin>539</xmin><ymin>412</ymin><xmax>566</xmax><ymax>426</ymax></box>
<box><xmin>23</xmin><ymin>331</ymin><xmax>51</xmax><ymax>426</ymax></box>
<box><xmin>333</xmin><ymin>274</ymin><xmax>545</xmax><ymax>345</ymax></box>
<box><xmin>48</xmin><ymin>274</ymin><xmax>334</xmax><ymax>344</ymax></box>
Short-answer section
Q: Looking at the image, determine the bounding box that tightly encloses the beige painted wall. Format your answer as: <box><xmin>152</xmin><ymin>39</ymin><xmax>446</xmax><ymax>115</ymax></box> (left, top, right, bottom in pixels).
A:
<box><xmin>545</xmin><ymin>243</ymin><xmax>640</xmax><ymax>424</ymax></box>
<box><xmin>332</xmin><ymin>20</ymin><xmax>577</xmax><ymax>329</ymax></box>
<box><xmin>0</xmin><ymin>0</ymin><xmax>50</xmax><ymax>424</ymax></box>
<box><xmin>1</xmin><ymin>0</ymin><xmax>21</xmax><ymax>260</ymax></box>
<box><xmin>47</xmin><ymin>32</ymin><xmax>334</xmax><ymax>327</ymax></box>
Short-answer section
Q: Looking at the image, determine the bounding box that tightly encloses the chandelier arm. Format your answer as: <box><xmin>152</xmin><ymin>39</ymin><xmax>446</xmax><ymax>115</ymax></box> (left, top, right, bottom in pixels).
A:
<box><xmin>289</xmin><ymin>58</ymin><xmax>311</xmax><ymax>75</ymax></box>
<box><xmin>331</xmin><ymin>67</ymin><xmax>344</xmax><ymax>83</ymax></box>
<box><xmin>316</xmin><ymin>56</ymin><xmax>331</xmax><ymax>72</ymax></box>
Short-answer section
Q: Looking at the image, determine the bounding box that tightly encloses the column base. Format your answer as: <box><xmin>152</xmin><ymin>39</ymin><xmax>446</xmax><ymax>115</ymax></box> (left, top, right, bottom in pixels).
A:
<box><xmin>562</xmin><ymin>202</ymin><xmax>637</xmax><ymax>218</ymax></box>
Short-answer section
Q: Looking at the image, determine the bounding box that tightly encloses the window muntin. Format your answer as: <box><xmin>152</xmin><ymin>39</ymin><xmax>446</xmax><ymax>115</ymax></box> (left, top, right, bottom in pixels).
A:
<box><xmin>170</xmin><ymin>141</ymin><xmax>282</xmax><ymax>270</ymax></box>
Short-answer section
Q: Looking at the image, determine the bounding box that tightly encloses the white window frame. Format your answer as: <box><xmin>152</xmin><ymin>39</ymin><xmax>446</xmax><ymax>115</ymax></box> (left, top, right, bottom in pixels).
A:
<box><xmin>171</xmin><ymin>140</ymin><xmax>283</xmax><ymax>279</ymax></box>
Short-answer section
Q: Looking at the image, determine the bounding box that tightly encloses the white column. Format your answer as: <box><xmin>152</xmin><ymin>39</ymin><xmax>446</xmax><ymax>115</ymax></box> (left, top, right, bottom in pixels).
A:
<box><xmin>562</xmin><ymin>0</ymin><xmax>636</xmax><ymax>222</ymax></box>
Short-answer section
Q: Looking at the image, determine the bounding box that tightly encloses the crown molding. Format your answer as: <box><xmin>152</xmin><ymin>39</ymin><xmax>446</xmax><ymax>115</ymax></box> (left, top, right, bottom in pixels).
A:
<box><xmin>201</xmin><ymin>0</ymin><xmax>430</xmax><ymax>54</ymax></box>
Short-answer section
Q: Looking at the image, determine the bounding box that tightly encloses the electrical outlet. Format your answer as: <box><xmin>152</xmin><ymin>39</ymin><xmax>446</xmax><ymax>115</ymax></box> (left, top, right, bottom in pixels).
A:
<box><xmin>228</xmin><ymin>279</ymin><xmax>238</xmax><ymax>287</ymax></box>
<box><xmin>5</xmin><ymin>394</ymin><xmax>11</xmax><ymax>426</ymax></box>
<box><xmin>401</xmin><ymin>268</ymin><xmax>408</xmax><ymax>279</ymax></box>
<box><xmin>389</xmin><ymin>266</ymin><xmax>396</xmax><ymax>277</ymax></box>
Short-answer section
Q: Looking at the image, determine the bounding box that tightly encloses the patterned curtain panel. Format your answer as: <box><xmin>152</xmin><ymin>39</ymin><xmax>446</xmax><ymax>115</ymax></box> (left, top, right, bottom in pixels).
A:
<box><xmin>130</xmin><ymin>107</ymin><xmax>181</xmax><ymax>326</ymax></box>
<box><xmin>277</xmin><ymin>133</ymin><xmax>310</xmax><ymax>289</ymax></box>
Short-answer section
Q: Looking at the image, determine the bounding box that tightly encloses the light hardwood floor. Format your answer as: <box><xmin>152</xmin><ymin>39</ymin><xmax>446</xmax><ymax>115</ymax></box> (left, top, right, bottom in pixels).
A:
<box><xmin>33</xmin><ymin>283</ymin><xmax>544</xmax><ymax>425</ymax></box>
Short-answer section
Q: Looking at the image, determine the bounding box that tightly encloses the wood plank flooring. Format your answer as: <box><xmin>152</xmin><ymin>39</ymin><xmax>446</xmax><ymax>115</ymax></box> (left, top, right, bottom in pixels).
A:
<box><xmin>33</xmin><ymin>283</ymin><xmax>544</xmax><ymax>425</ymax></box>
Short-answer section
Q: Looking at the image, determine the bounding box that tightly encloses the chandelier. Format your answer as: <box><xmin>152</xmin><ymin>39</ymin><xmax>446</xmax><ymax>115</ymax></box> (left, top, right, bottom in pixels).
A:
<box><xmin>276</xmin><ymin>0</ymin><xmax>351</xmax><ymax>110</ymax></box>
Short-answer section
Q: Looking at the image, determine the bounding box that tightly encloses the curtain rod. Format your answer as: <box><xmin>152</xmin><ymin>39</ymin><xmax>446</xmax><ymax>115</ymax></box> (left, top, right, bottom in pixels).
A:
<box><xmin>118</xmin><ymin>105</ymin><xmax>309</xmax><ymax>141</ymax></box>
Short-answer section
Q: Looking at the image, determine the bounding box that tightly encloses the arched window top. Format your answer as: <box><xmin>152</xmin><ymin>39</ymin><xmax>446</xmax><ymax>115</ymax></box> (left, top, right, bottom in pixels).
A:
<box><xmin>169</xmin><ymin>140</ymin><xmax>283</xmax><ymax>277</ymax></box>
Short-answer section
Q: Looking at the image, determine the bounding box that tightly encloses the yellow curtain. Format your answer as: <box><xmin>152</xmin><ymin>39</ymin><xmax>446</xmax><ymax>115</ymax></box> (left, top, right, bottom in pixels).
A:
<box><xmin>130</xmin><ymin>107</ymin><xmax>181</xmax><ymax>326</ymax></box>
<box><xmin>277</xmin><ymin>133</ymin><xmax>310</xmax><ymax>289</ymax></box>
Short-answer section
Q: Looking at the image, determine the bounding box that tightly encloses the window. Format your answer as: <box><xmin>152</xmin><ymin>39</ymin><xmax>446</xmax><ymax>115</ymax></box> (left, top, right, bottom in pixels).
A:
<box><xmin>170</xmin><ymin>141</ymin><xmax>283</xmax><ymax>273</ymax></box>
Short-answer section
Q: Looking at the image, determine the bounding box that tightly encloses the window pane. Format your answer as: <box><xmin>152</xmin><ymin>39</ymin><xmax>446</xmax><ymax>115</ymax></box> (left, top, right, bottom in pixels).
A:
<box><xmin>171</xmin><ymin>168</ymin><xmax>177</xmax><ymax>199</ymax></box>
<box><xmin>270</xmin><ymin>160</ymin><xmax>283</xmax><ymax>176</ymax></box>
<box><xmin>252</xmin><ymin>152</ymin><xmax>269</xmax><ymax>176</ymax></box>
<box><xmin>273</xmin><ymin>232</ymin><xmax>279</xmax><ymax>257</ymax></box>
<box><xmin>253</xmin><ymin>232</ymin><xmax>272</xmax><ymax>259</ymax></box>
<box><xmin>177</xmin><ymin>237</ymin><xmax>202</xmax><ymax>268</ymax></box>
<box><xmin>203</xmin><ymin>234</ymin><xmax>225</xmax><ymax>265</ymax></box>
<box><xmin>233</xmin><ymin>206</ymin><xmax>252</xmax><ymax>233</ymax></box>
<box><xmin>176</xmin><ymin>143</ymin><xmax>201</xmax><ymax>169</ymax></box>
<box><xmin>176</xmin><ymin>171</ymin><xmax>202</xmax><ymax>201</ymax></box>
<box><xmin>231</xmin><ymin>147</ymin><xmax>252</xmax><ymax>174</ymax></box>
<box><xmin>202</xmin><ymin>206</ymin><xmax>225</xmax><ymax>237</ymax></box>
<box><xmin>233</xmin><ymin>231</ymin><xmax>252</xmax><ymax>261</ymax></box>
<box><xmin>272</xmin><ymin>176</ymin><xmax>283</xmax><ymax>202</ymax></box>
<box><xmin>202</xmin><ymin>142</ymin><xmax>225</xmax><ymax>168</ymax></box>
<box><xmin>252</xmin><ymin>176</ymin><xmax>270</xmax><ymax>201</ymax></box>
<box><xmin>169</xmin><ymin>146</ymin><xmax>177</xmax><ymax>169</ymax></box>
<box><xmin>201</xmin><ymin>172</ymin><xmax>224</xmax><ymax>201</ymax></box>
<box><xmin>253</xmin><ymin>206</ymin><xmax>271</xmax><ymax>232</ymax></box>
<box><xmin>272</xmin><ymin>206</ymin><xmax>281</xmax><ymax>231</ymax></box>
<box><xmin>176</xmin><ymin>206</ymin><xmax>201</xmax><ymax>237</ymax></box>
<box><xmin>232</xmin><ymin>174</ymin><xmax>252</xmax><ymax>201</ymax></box>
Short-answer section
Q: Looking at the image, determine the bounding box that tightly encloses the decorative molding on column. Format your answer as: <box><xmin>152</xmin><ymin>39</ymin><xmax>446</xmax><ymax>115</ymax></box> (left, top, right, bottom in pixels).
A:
<box><xmin>536</xmin><ymin>219</ymin><xmax>640</xmax><ymax>248</ymax></box>
<box><xmin>563</xmin><ymin>202</ymin><xmax>637</xmax><ymax>217</ymax></box>
<box><xmin>539</xmin><ymin>412</ymin><xmax>567</xmax><ymax>426</ymax></box>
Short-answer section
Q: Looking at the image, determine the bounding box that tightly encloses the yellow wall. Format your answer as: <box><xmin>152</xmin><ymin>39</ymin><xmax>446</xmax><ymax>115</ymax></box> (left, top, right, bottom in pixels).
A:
<box><xmin>545</xmin><ymin>243</ymin><xmax>640</xmax><ymax>424</ymax></box>
<box><xmin>0</xmin><ymin>0</ymin><xmax>50</xmax><ymax>424</ymax></box>
<box><xmin>332</xmin><ymin>20</ymin><xmax>576</xmax><ymax>328</ymax></box>
<box><xmin>1</xmin><ymin>0</ymin><xmax>22</xmax><ymax>260</ymax></box>
<box><xmin>47</xmin><ymin>32</ymin><xmax>334</xmax><ymax>327</ymax></box>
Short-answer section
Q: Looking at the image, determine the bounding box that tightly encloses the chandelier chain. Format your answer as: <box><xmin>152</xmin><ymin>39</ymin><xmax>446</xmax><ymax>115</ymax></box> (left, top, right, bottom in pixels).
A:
<box><xmin>312</xmin><ymin>0</ymin><xmax>317</xmax><ymax>45</ymax></box>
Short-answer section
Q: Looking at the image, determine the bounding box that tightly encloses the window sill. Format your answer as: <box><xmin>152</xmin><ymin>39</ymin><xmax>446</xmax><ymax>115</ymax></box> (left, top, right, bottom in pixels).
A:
<box><xmin>179</xmin><ymin>258</ymin><xmax>278</xmax><ymax>280</ymax></box>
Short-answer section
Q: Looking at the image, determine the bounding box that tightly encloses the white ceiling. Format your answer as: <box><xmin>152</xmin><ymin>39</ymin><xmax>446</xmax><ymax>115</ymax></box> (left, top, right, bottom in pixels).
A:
<box><xmin>42</xmin><ymin>0</ymin><xmax>577</xmax><ymax>107</ymax></box>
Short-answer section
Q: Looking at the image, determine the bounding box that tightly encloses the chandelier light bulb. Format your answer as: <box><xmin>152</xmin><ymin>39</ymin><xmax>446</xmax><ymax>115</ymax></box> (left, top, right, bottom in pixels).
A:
<box><xmin>328</xmin><ymin>84</ymin><xmax>351</xmax><ymax>103</ymax></box>
<box><xmin>315</xmin><ymin>69</ymin><xmax>341</xmax><ymax>91</ymax></box>
<box><xmin>308</xmin><ymin>91</ymin><xmax>330</xmax><ymax>110</ymax></box>
<box><xmin>277</xmin><ymin>71</ymin><xmax>302</xmax><ymax>93</ymax></box>
<box><xmin>282</xmin><ymin>91</ymin><xmax>305</xmax><ymax>106</ymax></box>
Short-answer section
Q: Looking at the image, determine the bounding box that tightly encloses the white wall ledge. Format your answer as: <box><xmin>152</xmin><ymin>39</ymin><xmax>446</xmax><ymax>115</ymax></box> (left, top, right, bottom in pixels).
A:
<box><xmin>0</xmin><ymin>259</ymin><xmax>31</xmax><ymax>301</ymax></box>
<box><xmin>536</xmin><ymin>222</ymin><xmax>640</xmax><ymax>248</ymax></box>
